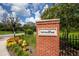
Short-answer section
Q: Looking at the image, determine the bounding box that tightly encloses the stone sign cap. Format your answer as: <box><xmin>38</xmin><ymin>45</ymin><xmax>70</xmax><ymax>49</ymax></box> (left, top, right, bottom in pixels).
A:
<box><xmin>36</xmin><ymin>19</ymin><xmax>60</xmax><ymax>23</ymax></box>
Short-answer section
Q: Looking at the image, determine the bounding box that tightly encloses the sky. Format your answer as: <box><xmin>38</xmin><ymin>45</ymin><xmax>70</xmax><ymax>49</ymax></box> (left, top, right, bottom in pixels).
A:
<box><xmin>0</xmin><ymin>3</ymin><xmax>53</xmax><ymax>25</ymax></box>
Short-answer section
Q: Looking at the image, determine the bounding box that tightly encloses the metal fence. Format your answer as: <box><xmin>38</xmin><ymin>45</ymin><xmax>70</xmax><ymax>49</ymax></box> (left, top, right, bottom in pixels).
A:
<box><xmin>60</xmin><ymin>34</ymin><xmax>79</xmax><ymax>56</ymax></box>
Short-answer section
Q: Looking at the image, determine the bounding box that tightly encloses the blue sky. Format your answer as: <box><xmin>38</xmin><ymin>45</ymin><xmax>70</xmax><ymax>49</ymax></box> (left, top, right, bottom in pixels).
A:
<box><xmin>0</xmin><ymin>3</ymin><xmax>53</xmax><ymax>25</ymax></box>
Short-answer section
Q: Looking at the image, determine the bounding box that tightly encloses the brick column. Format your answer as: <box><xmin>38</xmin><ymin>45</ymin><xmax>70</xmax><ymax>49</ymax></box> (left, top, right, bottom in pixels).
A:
<box><xmin>36</xmin><ymin>19</ymin><xmax>60</xmax><ymax>56</ymax></box>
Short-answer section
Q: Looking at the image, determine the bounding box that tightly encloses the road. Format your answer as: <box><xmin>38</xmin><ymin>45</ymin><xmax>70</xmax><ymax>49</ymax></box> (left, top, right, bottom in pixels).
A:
<box><xmin>0</xmin><ymin>33</ymin><xmax>24</xmax><ymax>56</ymax></box>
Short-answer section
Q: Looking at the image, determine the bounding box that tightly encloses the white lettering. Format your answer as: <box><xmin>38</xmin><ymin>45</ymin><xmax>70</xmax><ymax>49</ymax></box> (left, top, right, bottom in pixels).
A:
<box><xmin>38</xmin><ymin>28</ymin><xmax>57</xmax><ymax>36</ymax></box>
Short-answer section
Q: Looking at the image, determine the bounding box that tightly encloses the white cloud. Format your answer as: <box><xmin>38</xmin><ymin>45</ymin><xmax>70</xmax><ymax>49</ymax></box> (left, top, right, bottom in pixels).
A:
<box><xmin>0</xmin><ymin>6</ymin><xmax>6</xmax><ymax>16</ymax></box>
<box><xmin>0</xmin><ymin>6</ymin><xmax>8</xmax><ymax>22</ymax></box>
<box><xmin>12</xmin><ymin>4</ymin><xmax>28</xmax><ymax>7</ymax></box>
<box><xmin>12</xmin><ymin>12</ymin><xmax>16</xmax><ymax>17</ymax></box>
<box><xmin>10</xmin><ymin>3</ymin><xmax>33</xmax><ymax>25</ymax></box>
<box><xmin>11</xmin><ymin>4</ymin><xmax>27</xmax><ymax>12</ymax></box>
<box><xmin>31</xmin><ymin>3</ymin><xmax>43</xmax><ymax>13</ymax></box>
<box><xmin>24</xmin><ymin>9</ymin><xmax>31</xmax><ymax>17</ymax></box>
<box><xmin>19</xmin><ymin>20</ymin><xmax>25</xmax><ymax>26</ymax></box>
<box><xmin>11</xmin><ymin>5</ymin><xmax>21</xmax><ymax>12</ymax></box>
<box><xmin>25</xmin><ymin>10</ymin><xmax>41</xmax><ymax>23</ymax></box>
<box><xmin>0</xmin><ymin>16</ymin><xmax>3</xmax><ymax>22</ymax></box>
<box><xmin>34</xmin><ymin>10</ymin><xmax>41</xmax><ymax>20</ymax></box>
<box><xmin>11</xmin><ymin>3</ymin><xmax>31</xmax><ymax>17</ymax></box>
<box><xmin>25</xmin><ymin>17</ymin><xmax>35</xmax><ymax>23</ymax></box>
<box><xmin>42</xmin><ymin>4</ymin><xmax>49</xmax><ymax>13</ymax></box>
<box><xmin>0</xmin><ymin>20</ymin><xmax>1</xmax><ymax>23</ymax></box>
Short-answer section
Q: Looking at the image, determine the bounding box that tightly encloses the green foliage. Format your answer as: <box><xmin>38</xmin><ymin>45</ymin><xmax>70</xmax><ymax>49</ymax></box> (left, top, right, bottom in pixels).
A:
<box><xmin>12</xmin><ymin>44</ymin><xmax>21</xmax><ymax>53</ymax></box>
<box><xmin>41</xmin><ymin>4</ymin><xmax>79</xmax><ymax>32</ymax></box>
<box><xmin>13</xmin><ymin>44</ymin><xmax>30</xmax><ymax>56</ymax></box>
<box><xmin>25</xmin><ymin>29</ymin><xmax>33</xmax><ymax>35</ymax></box>
<box><xmin>0</xmin><ymin>23</ymin><xmax>4</xmax><ymax>31</ymax></box>
<box><xmin>0</xmin><ymin>15</ymin><xmax>22</xmax><ymax>32</ymax></box>
<box><xmin>21</xmin><ymin>33</ymin><xmax>36</xmax><ymax>48</ymax></box>
<box><xmin>7</xmin><ymin>39</ymin><xmax>31</xmax><ymax>56</ymax></box>
<box><xmin>19</xmin><ymin>51</ymin><xmax>30</xmax><ymax>56</ymax></box>
<box><xmin>23</xmin><ymin>22</ymin><xmax>36</xmax><ymax>33</ymax></box>
<box><xmin>16</xmin><ymin>50</ymin><xmax>30</xmax><ymax>56</ymax></box>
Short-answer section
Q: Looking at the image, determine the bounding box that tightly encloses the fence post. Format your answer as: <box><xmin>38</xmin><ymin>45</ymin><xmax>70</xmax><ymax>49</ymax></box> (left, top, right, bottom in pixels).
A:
<box><xmin>75</xmin><ymin>35</ymin><xmax>78</xmax><ymax>55</ymax></box>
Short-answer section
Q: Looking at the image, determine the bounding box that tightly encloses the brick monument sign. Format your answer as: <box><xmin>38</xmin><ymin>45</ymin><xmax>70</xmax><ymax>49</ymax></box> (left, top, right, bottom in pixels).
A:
<box><xmin>36</xmin><ymin>19</ymin><xmax>60</xmax><ymax>56</ymax></box>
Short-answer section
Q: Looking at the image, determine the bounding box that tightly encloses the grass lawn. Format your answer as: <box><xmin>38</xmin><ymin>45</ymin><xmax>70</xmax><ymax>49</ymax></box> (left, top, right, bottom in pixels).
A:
<box><xmin>69</xmin><ymin>32</ymin><xmax>79</xmax><ymax>35</ymax></box>
<box><xmin>60</xmin><ymin>32</ymin><xmax>79</xmax><ymax>38</ymax></box>
<box><xmin>0</xmin><ymin>31</ymin><xmax>24</xmax><ymax>35</ymax></box>
<box><xmin>0</xmin><ymin>31</ymin><xmax>13</xmax><ymax>35</ymax></box>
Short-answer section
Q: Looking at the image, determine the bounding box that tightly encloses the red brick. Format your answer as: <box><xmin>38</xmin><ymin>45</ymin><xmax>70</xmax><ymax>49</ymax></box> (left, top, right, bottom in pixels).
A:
<box><xmin>36</xmin><ymin>19</ymin><xmax>60</xmax><ymax>56</ymax></box>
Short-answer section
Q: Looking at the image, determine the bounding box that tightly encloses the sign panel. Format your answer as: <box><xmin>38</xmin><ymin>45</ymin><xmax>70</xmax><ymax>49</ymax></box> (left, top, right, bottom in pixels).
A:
<box><xmin>38</xmin><ymin>28</ymin><xmax>57</xmax><ymax>36</ymax></box>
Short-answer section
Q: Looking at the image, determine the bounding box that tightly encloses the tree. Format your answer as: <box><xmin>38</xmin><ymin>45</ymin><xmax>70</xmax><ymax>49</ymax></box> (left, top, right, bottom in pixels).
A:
<box><xmin>0</xmin><ymin>13</ymin><xmax>21</xmax><ymax>36</ymax></box>
<box><xmin>25</xmin><ymin>29</ymin><xmax>33</xmax><ymax>35</ymax></box>
<box><xmin>0</xmin><ymin>22</ymin><xmax>4</xmax><ymax>31</ymax></box>
<box><xmin>41</xmin><ymin>3</ymin><xmax>79</xmax><ymax>39</ymax></box>
<box><xmin>7</xmin><ymin>15</ymin><xmax>21</xmax><ymax>37</ymax></box>
<box><xmin>41</xmin><ymin>4</ymin><xmax>79</xmax><ymax>30</ymax></box>
<box><xmin>23</xmin><ymin>22</ymin><xmax>36</xmax><ymax>32</ymax></box>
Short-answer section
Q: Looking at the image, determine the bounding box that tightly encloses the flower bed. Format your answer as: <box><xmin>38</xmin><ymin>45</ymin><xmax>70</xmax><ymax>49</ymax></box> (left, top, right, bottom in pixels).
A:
<box><xmin>7</xmin><ymin>36</ymin><xmax>32</xmax><ymax>56</ymax></box>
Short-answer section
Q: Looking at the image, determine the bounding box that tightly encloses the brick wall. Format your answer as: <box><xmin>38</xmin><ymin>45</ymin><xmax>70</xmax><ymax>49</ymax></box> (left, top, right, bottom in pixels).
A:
<box><xmin>36</xmin><ymin>19</ymin><xmax>60</xmax><ymax>56</ymax></box>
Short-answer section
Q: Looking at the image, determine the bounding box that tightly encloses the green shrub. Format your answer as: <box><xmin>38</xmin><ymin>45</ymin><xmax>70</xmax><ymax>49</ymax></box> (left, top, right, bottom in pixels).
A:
<box><xmin>25</xmin><ymin>29</ymin><xmax>33</xmax><ymax>35</ymax></box>
<box><xmin>21</xmin><ymin>51</ymin><xmax>30</xmax><ymax>56</ymax></box>
<box><xmin>13</xmin><ymin>44</ymin><xmax>21</xmax><ymax>52</ymax></box>
<box><xmin>20</xmin><ymin>33</ymin><xmax>36</xmax><ymax>48</ymax></box>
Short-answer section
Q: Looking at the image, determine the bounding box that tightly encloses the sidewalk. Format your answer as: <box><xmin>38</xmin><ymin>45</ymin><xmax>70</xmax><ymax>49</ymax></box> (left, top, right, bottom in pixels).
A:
<box><xmin>0</xmin><ymin>37</ymin><xmax>10</xmax><ymax>56</ymax></box>
<box><xmin>0</xmin><ymin>33</ymin><xmax>24</xmax><ymax>56</ymax></box>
